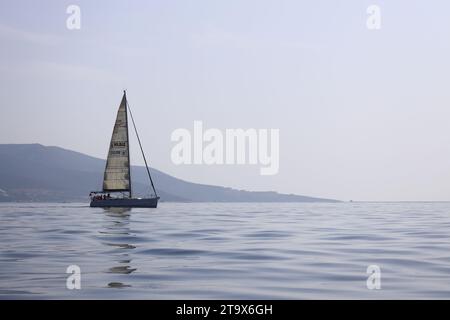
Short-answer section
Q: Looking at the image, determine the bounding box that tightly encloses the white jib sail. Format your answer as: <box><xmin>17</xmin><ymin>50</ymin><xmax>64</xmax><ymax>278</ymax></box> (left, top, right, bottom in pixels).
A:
<box><xmin>103</xmin><ymin>93</ymin><xmax>131</xmax><ymax>192</ymax></box>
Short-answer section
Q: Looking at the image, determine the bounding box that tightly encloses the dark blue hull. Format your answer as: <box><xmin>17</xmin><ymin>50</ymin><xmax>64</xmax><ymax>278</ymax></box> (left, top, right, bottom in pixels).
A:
<box><xmin>90</xmin><ymin>197</ymin><xmax>159</xmax><ymax>208</ymax></box>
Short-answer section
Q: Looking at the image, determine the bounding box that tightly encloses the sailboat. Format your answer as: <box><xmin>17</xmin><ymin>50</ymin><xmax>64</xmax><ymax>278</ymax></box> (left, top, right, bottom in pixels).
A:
<box><xmin>89</xmin><ymin>91</ymin><xmax>159</xmax><ymax>208</ymax></box>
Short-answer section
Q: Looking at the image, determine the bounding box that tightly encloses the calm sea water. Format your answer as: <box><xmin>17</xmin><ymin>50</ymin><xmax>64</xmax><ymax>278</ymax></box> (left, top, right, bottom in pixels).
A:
<box><xmin>0</xmin><ymin>202</ymin><xmax>450</xmax><ymax>299</ymax></box>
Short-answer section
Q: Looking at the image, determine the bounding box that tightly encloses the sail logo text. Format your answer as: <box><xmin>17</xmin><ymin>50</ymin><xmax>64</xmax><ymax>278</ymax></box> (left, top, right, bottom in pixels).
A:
<box><xmin>112</xmin><ymin>141</ymin><xmax>126</xmax><ymax>147</ymax></box>
<box><xmin>171</xmin><ymin>121</ymin><xmax>279</xmax><ymax>175</ymax></box>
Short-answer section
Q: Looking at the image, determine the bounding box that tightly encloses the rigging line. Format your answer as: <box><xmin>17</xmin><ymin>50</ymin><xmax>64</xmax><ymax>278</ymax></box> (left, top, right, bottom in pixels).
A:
<box><xmin>126</xmin><ymin>97</ymin><xmax>158</xmax><ymax>198</ymax></box>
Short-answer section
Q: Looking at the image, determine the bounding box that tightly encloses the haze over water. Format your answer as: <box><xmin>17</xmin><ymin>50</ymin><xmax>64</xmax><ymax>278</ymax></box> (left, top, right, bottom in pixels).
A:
<box><xmin>1</xmin><ymin>202</ymin><xmax>450</xmax><ymax>299</ymax></box>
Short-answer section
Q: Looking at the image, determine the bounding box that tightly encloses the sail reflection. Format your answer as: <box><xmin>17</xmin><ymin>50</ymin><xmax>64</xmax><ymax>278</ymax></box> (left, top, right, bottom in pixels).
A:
<box><xmin>108</xmin><ymin>266</ymin><xmax>137</xmax><ymax>274</ymax></box>
<box><xmin>99</xmin><ymin>208</ymin><xmax>137</xmax><ymax>288</ymax></box>
<box><xmin>103</xmin><ymin>207</ymin><xmax>132</xmax><ymax>215</ymax></box>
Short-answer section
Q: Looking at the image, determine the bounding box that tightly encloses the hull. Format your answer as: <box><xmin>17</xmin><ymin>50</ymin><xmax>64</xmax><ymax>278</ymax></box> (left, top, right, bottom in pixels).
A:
<box><xmin>90</xmin><ymin>197</ymin><xmax>159</xmax><ymax>208</ymax></box>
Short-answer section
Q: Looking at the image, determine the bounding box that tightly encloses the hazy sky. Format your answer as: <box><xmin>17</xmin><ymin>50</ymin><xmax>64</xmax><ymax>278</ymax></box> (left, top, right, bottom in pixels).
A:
<box><xmin>1</xmin><ymin>0</ymin><xmax>450</xmax><ymax>201</ymax></box>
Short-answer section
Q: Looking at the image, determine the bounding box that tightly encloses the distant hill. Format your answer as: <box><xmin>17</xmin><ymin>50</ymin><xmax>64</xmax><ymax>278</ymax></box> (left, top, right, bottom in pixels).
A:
<box><xmin>0</xmin><ymin>144</ymin><xmax>338</xmax><ymax>203</ymax></box>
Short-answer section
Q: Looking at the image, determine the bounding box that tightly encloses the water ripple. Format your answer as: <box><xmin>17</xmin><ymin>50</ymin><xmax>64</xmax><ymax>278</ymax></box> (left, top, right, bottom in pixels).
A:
<box><xmin>1</xmin><ymin>202</ymin><xmax>450</xmax><ymax>299</ymax></box>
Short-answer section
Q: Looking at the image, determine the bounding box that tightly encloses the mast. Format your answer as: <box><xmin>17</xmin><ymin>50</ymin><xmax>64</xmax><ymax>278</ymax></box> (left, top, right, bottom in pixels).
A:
<box><xmin>124</xmin><ymin>90</ymin><xmax>132</xmax><ymax>198</ymax></box>
<box><xmin>126</xmin><ymin>96</ymin><xmax>158</xmax><ymax>198</ymax></box>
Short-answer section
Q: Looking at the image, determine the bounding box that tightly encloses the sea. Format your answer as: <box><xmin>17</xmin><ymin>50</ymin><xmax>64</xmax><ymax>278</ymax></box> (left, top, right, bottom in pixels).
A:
<box><xmin>0</xmin><ymin>202</ymin><xmax>449</xmax><ymax>299</ymax></box>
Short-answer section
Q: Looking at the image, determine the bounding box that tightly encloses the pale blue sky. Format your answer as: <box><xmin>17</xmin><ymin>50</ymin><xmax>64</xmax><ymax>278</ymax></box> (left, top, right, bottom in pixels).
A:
<box><xmin>1</xmin><ymin>1</ymin><xmax>450</xmax><ymax>201</ymax></box>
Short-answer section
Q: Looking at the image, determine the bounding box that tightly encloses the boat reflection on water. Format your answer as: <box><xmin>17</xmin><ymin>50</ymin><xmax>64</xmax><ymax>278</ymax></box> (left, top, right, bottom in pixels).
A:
<box><xmin>99</xmin><ymin>207</ymin><xmax>137</xmax><ymax>289</ymax></box>
<box><xmin>103</xmin><ymin>207</ymin><xmax>132</xmax><ymax>215</ymax></box>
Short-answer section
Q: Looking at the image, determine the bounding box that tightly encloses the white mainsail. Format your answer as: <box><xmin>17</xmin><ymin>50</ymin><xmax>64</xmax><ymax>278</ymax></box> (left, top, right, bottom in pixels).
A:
<box><xmin>103</xmin><ymin>93</ymin><xmax>131</xmax><ymax>193</ymax></box>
